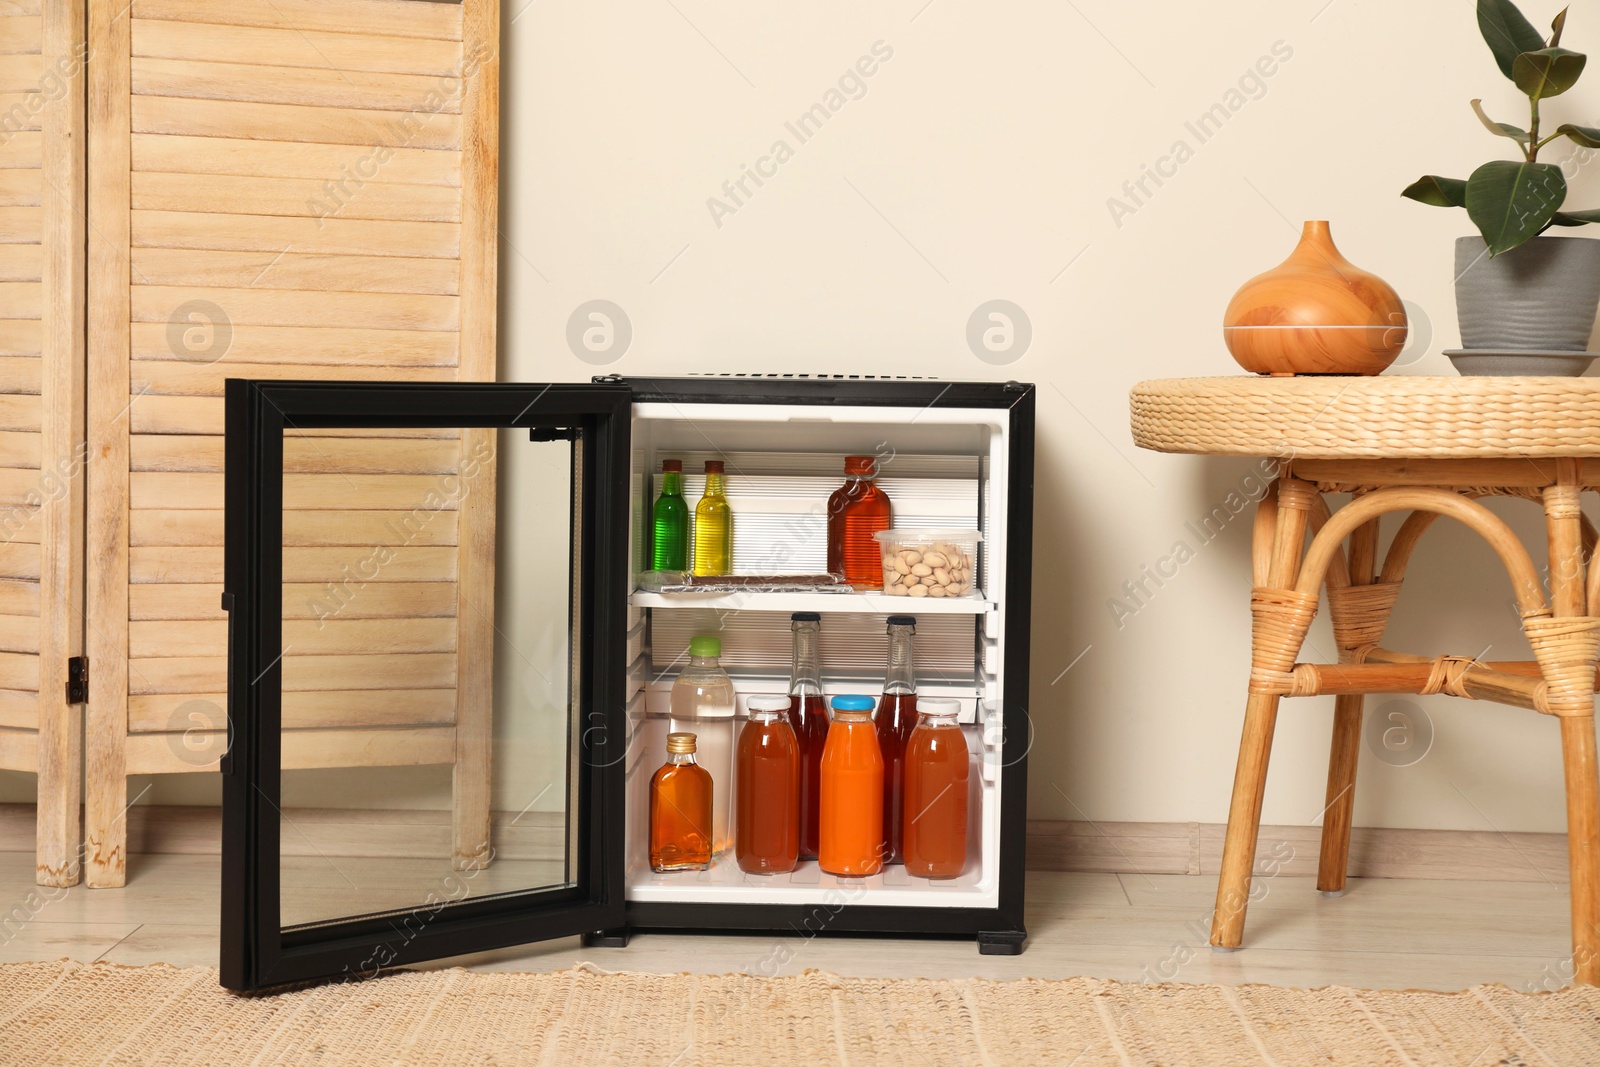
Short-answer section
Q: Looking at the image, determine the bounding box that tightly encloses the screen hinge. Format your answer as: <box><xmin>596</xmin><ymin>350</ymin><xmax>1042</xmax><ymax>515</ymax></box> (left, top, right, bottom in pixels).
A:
<box><xmin>529</xmin><ymin>426</ymin><xmax>577</xmax><ymax>442</ymax></box>
<box><xmin>66</xmin><ymin>657</ymin><xmax>88</xmax><ymax>705</ymax></box>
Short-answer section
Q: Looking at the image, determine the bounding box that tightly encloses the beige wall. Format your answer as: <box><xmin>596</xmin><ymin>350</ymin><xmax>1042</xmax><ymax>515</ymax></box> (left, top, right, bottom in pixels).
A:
<box><xmin>5</xmin><ymin>0</ymin><xmax>1593</xmax><ymax>834</ymax></box>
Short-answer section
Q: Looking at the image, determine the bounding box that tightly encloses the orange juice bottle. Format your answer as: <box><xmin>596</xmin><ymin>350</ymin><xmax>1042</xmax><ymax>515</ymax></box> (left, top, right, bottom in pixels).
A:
<box><xmin>818</xmin><ymin>694</ymin><xmax>883</xmax><ymax>876</ymax></box>
<box><xmin>903</xmin><ymin>698</ymin><xmax>969</xmax><ymax>879</ymax></box>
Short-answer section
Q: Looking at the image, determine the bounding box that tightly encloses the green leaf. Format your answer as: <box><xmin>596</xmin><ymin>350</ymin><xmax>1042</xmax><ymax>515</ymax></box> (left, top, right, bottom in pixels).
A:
<box><xmin>1557</xmin><ymin>122</ymin><xmax>1600</xmax><ymax>147</ymax></box>
<box><xmin>1512</xmin><ymin>46</ymin><xmax>1587</xmax><ymax>100</ymax></box>
<box><xmin>1550</xmin><ymin>207</ymin><xmax>1600</xmax><ymax>224</ymax></box>
<box><xmin>1465</xmin><ymin>159</ymin><xmax>1567</xmax><ymax>254</ymax></box>
<box><xmin>1471</xmin><ymin>98</ymin><xmax>1530</xmax><ymax>143</ymax></box>
<box><xmin>1551</xmin><ymin>6</ymin><xmax>1569</xmax><ymax>47</ymax></box>
<box><xmin>1479</xmin><ymin>0</ymin><xmax>1547</xmax><ymax>80</ymax></box>
<box><xmin>1401</xmin><ymin>175</ymin><xmax>1469</xmax><ymax>207</ymax></box>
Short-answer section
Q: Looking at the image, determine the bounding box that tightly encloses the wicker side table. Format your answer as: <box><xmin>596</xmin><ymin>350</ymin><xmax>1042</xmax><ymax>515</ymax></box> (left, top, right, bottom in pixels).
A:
<box><xmin>1131</xmin><ymin>376</ymin><xmax>1600</xmax><ymax>986</ymax></box>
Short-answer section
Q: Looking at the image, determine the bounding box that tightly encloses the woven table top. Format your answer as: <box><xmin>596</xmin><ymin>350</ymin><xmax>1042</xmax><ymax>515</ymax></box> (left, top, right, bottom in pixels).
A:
<box><xmin>1130</xmin><ymin>376</ymin><xmax>1600</xmax><ymax>459</ymax></box>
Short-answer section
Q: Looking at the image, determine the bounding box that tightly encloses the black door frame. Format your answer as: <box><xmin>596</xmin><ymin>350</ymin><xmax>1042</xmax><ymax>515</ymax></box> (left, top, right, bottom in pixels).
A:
<box><xmin>220</xmin><ymin>380</ymin><xmax>631</xmax><ymax>992</ymax></box>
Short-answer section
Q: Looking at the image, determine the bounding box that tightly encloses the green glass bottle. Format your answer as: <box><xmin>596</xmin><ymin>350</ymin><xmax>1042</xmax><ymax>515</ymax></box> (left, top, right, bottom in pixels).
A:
<box><xmin>692</xmin><ymin>460</ymin><xmax>732</xmax><ymax>576</ymax></box>
<box><xmin>651</xmin><ymin>459</ymin><xmax>689</xmax><ymax>571</ymax></box>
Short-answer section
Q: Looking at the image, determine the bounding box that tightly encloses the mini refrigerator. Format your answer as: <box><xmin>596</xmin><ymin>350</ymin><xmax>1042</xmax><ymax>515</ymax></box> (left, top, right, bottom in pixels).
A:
<box><xmin>219</xmin><ymin>375</ymin><xmax>1035</xmax><ymax>992</ymax></box>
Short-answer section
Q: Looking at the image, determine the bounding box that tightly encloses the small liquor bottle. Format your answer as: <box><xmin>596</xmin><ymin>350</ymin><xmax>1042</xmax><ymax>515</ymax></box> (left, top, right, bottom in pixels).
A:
<box><xmin>736</xmin><ymin>696</ymin><xmax>800</xmax><ymax>874</ymax></box>
<box><xmin>903</xmin><ymin>697</ymin><xmax>969</xmax><ymax>879</ymax></box>
<box><xmin>786</xmin><ymin>612</ymin><xmax>828</xmax><ymax>860</ymax></box>
<box><xmin>876</xmin><ymin>615</ymin><xmax>918</xmax><ymax>864</ymax></box>
<box><xmin>826</xmin><ymin>455</ymin><xmax>892</xmax><ymax>589</ymax></box>
<box><xmin>819</xmin><ymin>694</ymin><xmax>884</xmax><ymax>877</ymax></box>
<box><xmin>650</xmin><ymin>459</ymin><xmax>689</xmax><ymax>571</ymax></box>
<box><xmin>649</xmin><ymin>732</ymin><xmax>712</xmax><ymax>872</ymax></box>
<box><xmin>692</xmin><ymin>460</ymin><xmax>732</xmax><ymax>576</ymax></box>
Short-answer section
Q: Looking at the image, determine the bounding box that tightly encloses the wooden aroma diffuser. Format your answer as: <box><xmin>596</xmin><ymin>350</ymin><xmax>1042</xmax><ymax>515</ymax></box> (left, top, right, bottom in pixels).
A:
<box><xmin>1224</xmin><ymin>220</ymin><xmax>1407</xmax><ymax>376</ymax></box>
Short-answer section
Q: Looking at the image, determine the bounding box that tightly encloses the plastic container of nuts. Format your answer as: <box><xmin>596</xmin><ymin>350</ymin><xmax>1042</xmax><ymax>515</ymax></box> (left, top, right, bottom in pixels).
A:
<box><xmin>874</xmin><ymin>529</ymin><xmax>982</xmax><ymax>599</ymax></box>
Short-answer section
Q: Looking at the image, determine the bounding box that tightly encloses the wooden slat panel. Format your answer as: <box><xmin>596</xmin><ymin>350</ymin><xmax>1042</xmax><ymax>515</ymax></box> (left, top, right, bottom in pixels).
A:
<box><xmin>132</xmin><ymin>286</ymin><xmax>458</xmax><ymax>332</ymax></box>
<box><xmin>132</xmin><ymin>209</ymin><xmax>459</xmax><ymax>259</ymax></box>
<box><xmin>130</xmin><ymin>395</ymin><xmax>467</xmax><ymax>436</ymax></box>
<box><xmin>131</xmin><ymin>434</ymin><xmax>461</xmax><ymax>473</ymax></box>
<box><xmin>0</xmin><ymin>54</ymin><xmax>40</xmax><ymax>92</ymax></box>
<box><xmin>0</xmin><ymin>2</ymin><xmax>39</xmax><ymax>15</ymax></box>
<box><xmin>0</xmin><ymin>129</ymin><xmax>40</xmax><ymax>168</ymax></box>
<box><xmin>133</xmin><ymin>58</ymin><xmax>462</xmax><ymax>115</ymax></box>
<box><xmin>130</xmin><ymin>545</ymin><xmax>458</xmax><ymax>583</ymax></box>
<box><xmin>127</xmin><ymin>652</ymin><xmax>456</xmax><ymax>695</ymax></box>
<box><xmin>132</xmin><ymin>20</ymin><xmax>463</xmax><ymax>77</ymax></box>
<box><xmin>0</xmin><ymin>244</ymin><xmax>40</xmax><ymax>281</ymax></box>
<box><xmin>131</xmin><ymin>360</ymin><xmax>456</xmax><ymax>399</ymax></box>
<box><xmin>0</xmin><ymin>649</ymin><xmax>36</xmax><ymax>690</ymax></box>
<box><xmin>132</xmin><ymin>96</ymin><xmax>461</xmax><ymax>151</ymax></box>
<box><xmin>0</xmin><ymin>391</ymin><xmax>39</xmax><ymax>430</ymax></box>
<box><xmin>0</xmin><ymin>280</ymin><xmax>41</xmax><ymax>317</ymax></box>
<box><xmin>131</xmin><ymin>134</ymin><xmax>460</xmax><ymax>187</ymax></box>
<box><xmin>0</xmin><ymin>539</ymin><xmax>39</xmax><ymax>578</ymax></box>
<box><xmin>129</xmin><ymin>249</ymin><xmax>460</xmax><ymax>295</ymax></box>
<box><xmin>0</xmin><ymin>95</ymin><xmax>41</xmax><ymax>132</ymax></box>
<box><xmin>129</xmin><ymin>688</ymin><xmax>457</xmax><ymax>732</ymax></box>
<box><xmin>131</xmin><ymin>617</ymin><xmax>456</xmax><ymax>658</ymax></box>
<box><xmin>132</xmin><ymin>172</ymin><xmax>461</xmax><ymax>224</ymax></box>
<box><xmin>0</xmin><ymin>510</ymin><xmax>40</xmax><ymax>543</ymax></box>
<box><xmin>0</xmin><ymin>578</ymin><xmax>37</xmax><ymax>616</ymax></box>
<box><xmin>130</xmin><ymin>581</ymin><xmax>457</xmax><ymax>621</ymax></box>
<box><xmin>0</xmin><ymin>16</ymin><xmax>40</xmax><ymax>55</ymax></box>
<box><xmin>132</xmin><ymin>471</ymin><xmax>467</xmax><ymax>510</ymax></box>
<box><xmin>0</xmin><ymin>611</ymin><xmax>36</xmax><ymax>652</ymax></box>
<box><xmin>0</xmin><ymin>319</ymin><xmax>39</xmax><ymax>355</ymax></box>
<box><xmin>0</xmin><ymin>465</ymin><xmax>45</xmax><ymax>504</ymax></box>
<box><xmin>130</xmin><ymin>508</ymin><xmax>459</xmax><ymax>547</ymax></box>
<box><xmin>0</xmin><ymin>688</ymin><xmax>35</xmax><ymax>729</ymax></box>
<box><xmin>0</xmin><ymin>168</ymin><xmax>39</xmax><ymax>205</ymax></box>
<box><xmin>131</xmin><ymin>323</ymin><xmax>458</xmax><ymax>366</ymax></box>
<box><xmin>0</xmin><ymin>430</ymin><xmax>39</xmax><ymax>468</ymax></box>
<box><xmin>0</xmin><ymin>205</ymin><xmax>41</xmax><ymax>241</ymax></box>
<box><xmin>0</xmin><ymin>354</ymin><xmax>37</xmax><ymax>393</ymax></box>
<box><xmin>0</xmin><ymin>725</ymin><xmax>37</xmax><ymax>771</ymax></box>
<box><xmin>129</xmin><ymin>0</ymin><xmax>463</xmax><ymax>41</ymax></box>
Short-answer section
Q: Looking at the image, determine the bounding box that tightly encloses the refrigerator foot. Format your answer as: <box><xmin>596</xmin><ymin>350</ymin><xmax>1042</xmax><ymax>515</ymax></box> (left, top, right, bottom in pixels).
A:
<box><xmin>977</xmin><ymin>930</ymin><xmax>1026</xmax><ymax>955</ymax></box>
<box><xmin>581</xmin><ymin>928</ymin><xmax>631</xmax><ymax>948</ymax></box>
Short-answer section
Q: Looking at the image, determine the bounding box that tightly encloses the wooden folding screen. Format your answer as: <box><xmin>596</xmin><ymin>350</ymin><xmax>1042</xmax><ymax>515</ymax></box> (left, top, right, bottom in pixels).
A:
<box><xmin>85</xmin><ymin>0</ymin><xmax>499</xmax><ymax>886</ymax></box>
<box><xmin>0</xmin><ymin>0</ymin><xmax>86</xmax><ymax>888</ymax></box>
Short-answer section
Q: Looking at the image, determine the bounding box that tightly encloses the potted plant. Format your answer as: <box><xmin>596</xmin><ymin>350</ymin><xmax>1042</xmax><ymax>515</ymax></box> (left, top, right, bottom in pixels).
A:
<box><xmin>1403</xmin><ymin>0</ymin><xmax>1600</xmax><ymax>373</ymax></box>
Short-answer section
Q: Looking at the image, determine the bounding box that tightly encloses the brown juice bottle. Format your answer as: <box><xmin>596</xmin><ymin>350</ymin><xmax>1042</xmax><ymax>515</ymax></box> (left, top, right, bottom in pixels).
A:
<box><xmin>903</xmin><ymin>698</ymin><xmax>969</xmax><ymax>878</ymax></box>
<box><xmin>876</xmin><ymin>615</ymin><xmax>918</xmax><ymax>864</ymax></box>
<box><xmin>826</xmin><ymin>455</ymin><xmax>891</xmax><ymax>589</ymax></box>
<box><xmin>736</xmin><ymin>696</ymin><xmax>800</xmax><ymax>874</ymax></box>
<box><xmin>785</xmin><ymin>612</ymin><xmax>828</xmax><ymax>860</ymax></box>
<box><xmin>649</xmin><ymin>732</ymin><xmax>712</xmax><ymax>872</ymax></box>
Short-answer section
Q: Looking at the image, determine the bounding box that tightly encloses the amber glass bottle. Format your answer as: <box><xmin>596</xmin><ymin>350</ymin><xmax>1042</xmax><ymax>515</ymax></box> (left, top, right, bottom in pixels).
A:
<box><xmin>649</xmin><ymin>733</ymin><xmax>712</xmax><ymax>872</ymax></box>
<box><xmin>903</xmin><ymin>697</ymin><xmax>969</xmax><ymax>879</ymax></box>
<box><xmin>876</xmin><ymin>615</ymin><xmax>918</xmax><ymax>864</ymax></box>
<box><xmin>736</xmin><ymin>696</ymin><xmax>800</xmax><ymax>874</ymax></box>
<box><xmin>826</xmin><ymin>456</ymin><xmax>891</xmax><ymax>588</ymax></box>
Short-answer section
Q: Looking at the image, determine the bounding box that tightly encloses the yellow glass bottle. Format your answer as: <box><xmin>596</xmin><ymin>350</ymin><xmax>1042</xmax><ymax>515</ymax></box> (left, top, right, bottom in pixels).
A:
<box><xmin>692</xmin><ymin>460</ymin><xmax>732</xmax><ymax>576</ymax></box>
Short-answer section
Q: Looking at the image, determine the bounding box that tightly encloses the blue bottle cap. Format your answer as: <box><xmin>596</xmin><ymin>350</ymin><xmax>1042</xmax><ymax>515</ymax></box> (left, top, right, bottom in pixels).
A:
<box><xmin>830</xmin><ymin>694</ymin><xmax>875</xmax><ymax>712</ymax></box>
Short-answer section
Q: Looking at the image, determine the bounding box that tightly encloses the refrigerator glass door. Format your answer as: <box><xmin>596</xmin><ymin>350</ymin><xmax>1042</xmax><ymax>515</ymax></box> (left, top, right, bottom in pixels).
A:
<box><xmin>221</xmin><ymin>380</ymin><xmax>631</xmax><ymax>992</ymax></box>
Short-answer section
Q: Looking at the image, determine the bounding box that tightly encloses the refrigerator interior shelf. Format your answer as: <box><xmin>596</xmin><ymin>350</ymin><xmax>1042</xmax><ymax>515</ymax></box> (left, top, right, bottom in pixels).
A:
<box><xmin>628</xmin><ymin>590</ymin><xmax>995</xmax><ymax>615</ymax></box>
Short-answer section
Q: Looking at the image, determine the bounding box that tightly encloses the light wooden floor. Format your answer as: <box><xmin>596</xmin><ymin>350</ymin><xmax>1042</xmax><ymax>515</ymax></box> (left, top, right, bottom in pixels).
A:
<box><xmin>0</xmin><ymin>850</ymin><xmax>1577</xmax><ymax>992</ymax></box>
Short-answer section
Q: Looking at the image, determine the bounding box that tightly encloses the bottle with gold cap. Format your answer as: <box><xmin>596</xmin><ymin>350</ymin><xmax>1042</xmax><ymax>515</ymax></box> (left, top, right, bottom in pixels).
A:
<box><xmin>649</xmin><ymin>732</ymin><xmax>712</xmax><ymax>872</ymax></box>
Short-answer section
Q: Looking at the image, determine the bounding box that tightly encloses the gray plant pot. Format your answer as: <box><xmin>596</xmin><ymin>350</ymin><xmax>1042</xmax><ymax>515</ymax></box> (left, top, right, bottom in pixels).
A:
<box><xmin>1455</xmin><ymin>235</ymin><xmax>1600</xmax><ymax>352</ymax></box>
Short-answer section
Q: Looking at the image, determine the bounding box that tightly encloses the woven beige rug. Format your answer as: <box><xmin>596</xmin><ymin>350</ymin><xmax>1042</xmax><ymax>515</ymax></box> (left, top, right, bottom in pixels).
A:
<box><xmin>3</xmin><ymin>960</ymin><xmax>1599</xmax><ymax>1066</ymax></box>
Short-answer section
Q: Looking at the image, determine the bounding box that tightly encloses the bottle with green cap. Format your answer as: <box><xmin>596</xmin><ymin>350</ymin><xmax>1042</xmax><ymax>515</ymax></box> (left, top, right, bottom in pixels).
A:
<box><xmin>670</xmin><ymin>634</ymin><xmax>736</xmax><ymax>857</ymax></box>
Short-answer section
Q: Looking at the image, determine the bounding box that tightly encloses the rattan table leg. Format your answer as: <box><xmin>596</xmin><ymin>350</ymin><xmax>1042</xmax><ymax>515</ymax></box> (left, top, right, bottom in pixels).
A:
<box><xmin>1318</xmin><ymin>516</ymin><xmax>1380</xmax><ymax>895</ymax></box>
<box><xmin>1213</xmin><ymin>478</ymin><xmax>1317</xmax><ymax>950</ymax></box>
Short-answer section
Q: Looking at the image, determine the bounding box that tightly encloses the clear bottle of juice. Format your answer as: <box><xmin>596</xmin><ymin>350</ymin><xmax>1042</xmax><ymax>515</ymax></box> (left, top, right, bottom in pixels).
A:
<box><xmin>826</xmin><ymin>456</ymin><xmax>891</xmax><ymax>588</ymax></box>
<box><xmin>819</xmin><ymin>694</ymin><xmax>884</xmax><ymax>877</ymax></box>
<box><xmin>670</xmin><ymin>635</ymin><xmax>736</xmax><ymax>857</ymax></box>
<box><xmin>736</xmin><ymin>695</ymin><xmax>800</xmax><ymax>874</ymax></box>
<box><xmin>903</xmin><ymin>698</ymin><xmax>969</xmax><ymax>879</ymax></box>
<box><xmin>649</xmin><ymin>732</ymin><xmax>712</xmax><ymax>872</ymax></box>
<box><xmin>876</xmin><ymin>615</ymin><xmax>918</xmax><ymax>864</ymax></box>
<box><xmin>785</xmin><ymin>612</ymin><xmax>828</xmax><ymax>860</ymax></box>
<box><xmin>692</xmin><ymin>460</ymin><xmax>732</xmax><ymax>576</ymax></box>
<box><xmin>650</xmin><ymin>459</ymin><xmax>689</xmax><ymax>571</ymax></box>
